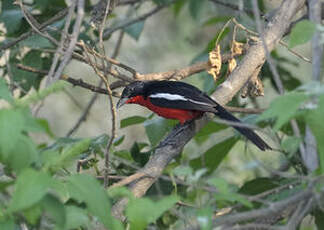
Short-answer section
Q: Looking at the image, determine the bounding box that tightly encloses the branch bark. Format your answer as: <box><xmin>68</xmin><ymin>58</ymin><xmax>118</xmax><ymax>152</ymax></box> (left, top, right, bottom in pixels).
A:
<box><xmin>110</xmin><ymin>0</ymin><xmax>307</xmax><ymax>220</ymax></box>
<box><xmin>303</xmin><ymin>0</ymin><xmax>322</xmax><ymax>172</ymax></box>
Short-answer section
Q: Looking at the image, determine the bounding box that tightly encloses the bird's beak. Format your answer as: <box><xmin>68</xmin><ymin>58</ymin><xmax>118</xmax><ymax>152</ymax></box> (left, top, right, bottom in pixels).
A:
<box><xmin>116</xmin><ymin>97</ymin><xmax>129</xmax><ymax>109</ymax></box>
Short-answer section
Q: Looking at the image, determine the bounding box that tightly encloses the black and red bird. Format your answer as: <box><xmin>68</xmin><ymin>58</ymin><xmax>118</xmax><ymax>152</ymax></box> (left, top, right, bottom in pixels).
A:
<box><xmin>117</xmin><ymin>80</ymin><xmax>271</xmax><ymax>151</ymax></box>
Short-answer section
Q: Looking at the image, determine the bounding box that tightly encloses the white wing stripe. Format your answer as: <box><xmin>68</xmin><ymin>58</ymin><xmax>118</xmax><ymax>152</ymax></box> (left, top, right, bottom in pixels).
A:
<box><xmin>150</xmin><ymin>93</ymin><xmax>187</xmax><ymax>101</ymax></box>
<box><xmin>149</xmin><ymin>93</ymin><xmax>210</xmax><ymax>106</ymax></box>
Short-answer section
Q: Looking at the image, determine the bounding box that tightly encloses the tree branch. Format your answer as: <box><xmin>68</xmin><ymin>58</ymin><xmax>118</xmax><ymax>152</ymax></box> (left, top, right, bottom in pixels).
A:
<box><xmin>46</xmin><ymin>0</ymin><xmax>85</xmax><ymax>85</ymax></box>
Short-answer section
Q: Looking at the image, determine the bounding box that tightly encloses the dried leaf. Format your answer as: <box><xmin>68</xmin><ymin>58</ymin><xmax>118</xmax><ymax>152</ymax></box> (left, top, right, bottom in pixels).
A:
<box><xmin>241</xmin><ymin>66</ymin><xmax>264</xmax><ymax>98</ymax></box>
<box><xmin>227</xmin><ymin>58</ymin><xmax>237</xmax><ymax>76</ymax></box>
<box><xmin>208</xmin><ymin>45</ymin><xmax>222</xmax><ymax>81</ymax></box>
<box><xmin>231</xmin><ymin>41</ymin><xmax>244</xmax><ymax>55</ymax></box>
<box><xmin>214</xmin><ymin>207</ymin><xmax>232</xmax><ymax>217</ymax></box>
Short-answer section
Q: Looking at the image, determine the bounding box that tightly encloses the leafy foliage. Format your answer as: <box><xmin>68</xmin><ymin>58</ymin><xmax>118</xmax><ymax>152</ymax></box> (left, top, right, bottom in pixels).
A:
<box><xmin>289</xmin><ymin>20</ymin><xmax>316</xmax><ymax>48</ymax></box>
<box><xmin>126</xmin><ymin>195</ymin><xmax>178</xmax><ymax>229</ymax></box>
<box><xmin>0</xmin><ymin>0</ymin><xmax>323</xmax><ymax>229</ymax></box>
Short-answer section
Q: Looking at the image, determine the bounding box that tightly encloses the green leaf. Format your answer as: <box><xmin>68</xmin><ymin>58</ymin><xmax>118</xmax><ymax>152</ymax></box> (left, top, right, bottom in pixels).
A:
<box><xmin>208</xmin><ymin>178</ymin><xmax>253</xmax><ymax>208</ymax></box>
<box><xmin>257</xmin><ymin>92</ymin><xmax>309</xmax><ymax>130</ymax></box>
<box><xmin>120</xmin><ymin>116</ymin><xmax>147</xmax><ymax>128</ymax></box>
<box><xmin>9</xmin><ymin>169</ymin><xmax>53</xmax><ymax>213</ymax></box>
<box><xmin>126</xmin><ymin>195</ymin><xmax>179</xmax><ymax>230</ymax></box>
<box><xmin>23</xmin><ymin>110</ymin><xmax>51</xmax><ymax>133</ymax></box>
<box><xmin>36</xmin><ymin>118</ymin><xmax>55</xmax><ymax>137</ymax></box>
<box><xmin>64</xmin><ymin>205</ymin><xmax>90</xmax><ymax>230</ymax></box>
<box><xmin>6</xmin><ymin>135</ymin><xmax>38</xmax><ymax>173</ymax></box>
<box><xmin>34</xmin><ymin>0</ymin><xmax>66</xmax><ymax>12</ymax></box>
<box><xmin>45</xmin><ymin>138</ymin><xmax>79</xmax><ymax>152</ymax></box>
<box><xmin>194</xmin><ymin>121</ymin><xmax>227</xmax><ymax>145</ymax></box>
<box><xmin>144</xmin><ymin>117</ymin><xmax>175</xmax><ymax>146</ymax></box>
<box><xmin>214</xmin><ymin>193</ymin><xmax>253</xmax><ymax>208</ymax></box>
<box><xmin>60</xmin><ymin>139</ymin><xmax>91</xmax><ymax>163</ymax></box>
<box><xmin>67</xmin><ymin>174</ymin><xmax>122</xmax><ymax>230</ymax></box>
<box><xmin>0</xmin><ymin>180</ymin><xmax>14</xmax><ymax>191</ymax></box>
<box><xmin>0</xmin><ymin>108</ymin><xmax>39</xmax><ymax>172</ymax></box>
<box><xmin>15</xmin><ymin>80</ymin><xmax>66</xmax><ymax>106</ymax></box>
<box><xmin>113</xmin><ymin>135</ymin><xmax>125</xmax><ymax>146</ymax></box>
<box><xmin>173</xmin><ymin>0</ymin><xmax>187</xmax><ymax>16</ymax></box>
<box><xmin>314</xmin><ymin>209</ymin><xmax>324</xmax><ymax>230</ymax></box>
<box><xmin>0</xmin><ymin>218</ymin><xmax>15</xmax><ymax>230</ymax></box>
<box><xmin>130</xmin><ymin>142</ymin><xmax>150</xmax><ymax>166</ymax></box>
<box><xmin>125</xmin><ymin>21</ymin><xmax>145</xmax><ymax>40</ymax></box>
<box><xmin>22</xmin><ymin>34</ymin><xmax>54</xmax><ymax>49</ymax></box>
<box><xmin>207</xmin><ymin>178</ymin><xmax>229</xmax><ymax>193</ymax></box>
<box><xmin>239</xmin><ymin>178</ymin><xmax>278</xmax><ymax>195</ymax></box>
<box><xmin>190</xmin><ymin>137</ymin><xmax>237</xmax><ymax>173</ymax></box>
<box><xmin>196</xmin><ymin>207</ymin><xmax>212</xmax><ymax>230</ymax></box>
<box><xmin>114</xmin><ymin>149</ymin><xmax>133</xmax><ymax>161</ymax></box>
<box><xmin>0</xmin><ymin>8</ymin><xmax>23</xmax><ymax>35</ymax></box>
<box><xmin>152</xmin><ymin>0</ymin><xmax>172</xmax><ymax>5</ymax></box>
<box><xmin>41</xmin><ymin>195</ymin><xmax>66</xmax><ymax>229</ymax></box>
<box><xmin>108</xmin><ymin>186</ymin><xmax>134</xmax><ymax>200</ymax></box>
<box><xmin>89</xmin><ymin>134</ymin><xmax>109</xmax><ymax>156</ymax></box>
<box><xmin>281</xmin><ymin>136</ymin><xmax>301</xmax><ymax>155</ymax></box>
<box><xmin>173</xmin><ymin>165</ymin><xmax>193</xmax><ymax>178</ymax></box>
<box><xmin>289</xmin><ymin>20</ymin><xmax>316</xmax><ymax>48</ymax></box>
<box><xmin>0</xmin><ymin>109</ymin><xmax>24</xmax><ymax>156</ymax></box>
<box><xmin>44</xmin><ymin>139</ymin><xmax>91</xmax><ymax>172</ymax></box>
<box><xmin>0</xmin><ymin>78</ymin><xmax>13</xmax><ymax>103</ymax></box>
<box><xmin>189</xmin><ymin>0</ymin><xmax>206</xmax><ymax>20</ymax></box>
<box><xmin>10</xmin><ymin>50</ymin><xmax>44</xmax><ymax>93</ymax></box>
<box><xmin>23</xmin><ymin>205</ymin><xmax>42</xmax><ymax>225</ymax></box>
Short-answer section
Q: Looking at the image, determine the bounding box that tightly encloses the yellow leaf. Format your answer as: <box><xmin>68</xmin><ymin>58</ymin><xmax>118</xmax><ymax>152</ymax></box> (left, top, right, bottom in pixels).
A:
<box><xmin>231</xmin><ymin>41</ymin><xmax>244</xmax><ymax>55</ymax></box>
<box><xmin>227</xmin><ymin>58</ymin><xmax>237</xmax><ymax>76</ymax></box>
<box><xmin>208</xmin><ymin>45</ymin><xmax>222</xmax><ymax>81</ymax></box>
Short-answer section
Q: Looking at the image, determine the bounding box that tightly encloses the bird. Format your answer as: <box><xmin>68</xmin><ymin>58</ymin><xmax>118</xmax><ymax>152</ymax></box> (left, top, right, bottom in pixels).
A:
<box><xmin>117</xmin><ymin>80</ymin><xmax>271</xmax><ymax>151</ymax></box>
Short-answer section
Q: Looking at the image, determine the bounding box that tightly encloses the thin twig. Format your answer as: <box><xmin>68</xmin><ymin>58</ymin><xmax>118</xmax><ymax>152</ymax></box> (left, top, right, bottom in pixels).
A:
<box><xmin>232</xmin><ymin>18</ymin><xmax>311</xmax><ymax>63</ymax></box>
<box><xmin>103</xmin><ymin>0</ymin><xmax>177</xmax><ymax>39</ymax></box>
<box><xmin>46</xmin><ymin>2</ymin><xmax>76</xmax><ymax>84</ymax></box>
<box><xmin>209</xmin><ymin>0</ymin><xmax>255</xmax><ymax>15</ymax></box>
<box><xmin>286</xmin><ymin>198</ymin><xmax>314</xmax><ymax>229</ymax></box>
<box><xmin>47</xmin><ymin>0</ymin><xmax>85</xmax><ymax>85</ymax></box>
<box><xmin>222</xmin><ymin>223</ymin><xmax>284</xmax><ymax>230</ymax></box>
<box><xmin>79</xmin><ymin>40</ymin><xmax>119</xmax><ymax>188</ymax></box>
<box><xmin>66</xmin><ymin>34</ymin><xmax>124</xmax><ymax>139</ymax></box>
<box><xmin>15</xmin><ymin>1</ymin><xmax>59</xmax><ymax>46</ymax></box>
<box><xmin>97</xmin><ymin>0</ymin><xmax>117</xmax><ymax>188</ymax></box>
<box><xmin>62</xmin><ymin>88</ymin><xmax>84</xmax><ymax>110</ymax></box>
<box><xmin>65</xmin><ymin>90</ymin><xmax>98</xmax><ymax>137</ymax></box>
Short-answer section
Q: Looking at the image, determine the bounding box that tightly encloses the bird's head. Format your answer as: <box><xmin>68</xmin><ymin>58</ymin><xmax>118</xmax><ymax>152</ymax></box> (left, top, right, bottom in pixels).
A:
<box><xmin>117</xmin><ymin>81</ymin><xmax>146</xmax><ymax>108</ymax></box>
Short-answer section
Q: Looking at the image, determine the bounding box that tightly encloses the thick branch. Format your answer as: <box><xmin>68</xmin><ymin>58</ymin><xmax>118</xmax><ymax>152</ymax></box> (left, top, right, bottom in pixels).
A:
<box><xmin>214</xmin><ymin>189</ymin><xmax>312</xmax><ymax>226</ymax></box>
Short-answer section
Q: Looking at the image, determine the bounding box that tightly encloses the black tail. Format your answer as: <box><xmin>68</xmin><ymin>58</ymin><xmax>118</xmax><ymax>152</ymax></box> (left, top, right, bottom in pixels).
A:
<box><xmin>214</xmin><ymin>105</ymin><xmax>271</xmax><ymax>151</ymax></box>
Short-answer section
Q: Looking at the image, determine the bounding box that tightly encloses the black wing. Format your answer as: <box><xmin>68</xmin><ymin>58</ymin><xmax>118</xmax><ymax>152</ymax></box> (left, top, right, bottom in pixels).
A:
<box><xmin>144</xmin><ymin>81</ymin><xmax>218</xmax><ymax>112</ymax></box>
